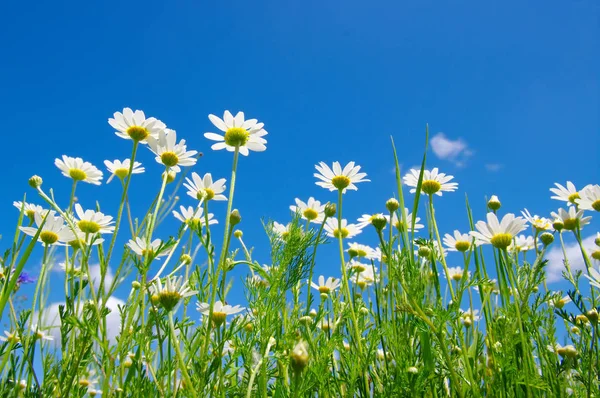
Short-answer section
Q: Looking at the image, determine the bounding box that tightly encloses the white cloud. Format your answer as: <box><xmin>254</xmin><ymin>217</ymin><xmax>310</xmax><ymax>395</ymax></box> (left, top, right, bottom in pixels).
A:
<box><xmin>485</xmin><ymin>163</ymin><xmax>503</xmax><ymax>172</ymax></box>
<box><xmin>546</xmin><ymin>235</ymin><xmax>597</xmax><ymax>283</ymax></box>
<box><xmin>430</xmin><ymin>133</ymin><xmax>473</xmax><ymax>167</ymax></box>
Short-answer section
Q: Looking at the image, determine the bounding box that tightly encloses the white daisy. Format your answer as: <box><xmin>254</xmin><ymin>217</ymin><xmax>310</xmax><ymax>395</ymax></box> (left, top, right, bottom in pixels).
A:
<box><xmin>443</xmin><ymin>230</ymin><xmax>472</xmax><ymax>252</ymax></box>
<box><xmin>324</xmin><ymin>218</ymin><xmax>363</xmax><ymax>239</ymax></box>
<box><xmin>104</xmin><ymin>159</ymin><xmax>144</xmax><ymax>184</ymax></box>
<box><xmin>508</xmin><ymin>235</ymin><xmax>535</xmax><ymax>253</ymax></box>
<box><xmin>550</xmin><ymin>207</ymin><xmax>591</xmax><ymax>231</ymax></box>
<box><xmin>577</xmin><ymin>184</ymin><xmax>600</xmax><ymax>212</ymax></box>
<box><xmin>0</xmin><ymin>330</ymin><xmax>20</xmax><ymax>344</ymax></box>
<box><xmin>147</xmin><ymin>129</ymin><xmax>198</xmax><ymax>172</ymax></box>
<box><xmin>470</xmin><ymin>212</ymin><xmax>528</xmax><ymax>249</ymax></box>
<box><xmin>355</xmin><ymin>267</ymin><xmax>379</xmax><ymax>287</ymax></box>
<box><xmin>550</xmin><ymin>181</ymin><xmax>583</xmax><ymax>206</ymax></box>
<box><xmin>446</xmin><ymin>266</ymin><xmax>469</xmax><ymax>281</ymax></box>
<box><xmin>127</xmin><ymin>237</ymin><xmax>170</xmax><ymax>259</ymax></box>
<box><xmin>310</xmin><ymin>275</ymin><xmax>341</xmax><ymax>294</ymax></box>
<box><xmin>197</xmin><ymin>300</ymin><xmax>245</xmax><ymax>326</ymax></box>
<box><xmin>20</xmin><ymin>213</ymin><xmax>76</xmax><ymax>246</ymax></box>
<box><xmin>271</xmin><ymin>221</ymin><xmax>293</xmax><ymax>239</ymax></box>
<box><xmin>205</xmin><ymin>110</ymin><xmax>267</xmax><ymax>156</ymax></box>
<box><xmin>172</xmin><ymin>205</ymin><xmax>217</xmax><ymax>228</ymax></box>
<box><xmin>386</xmin><ymin>209</ymin><xmax>424</xmax><ymax>233</ymax></box>
<box><xmin>460</xmin><ymin>309</ymin><xmax>480</xmax><ymax>324</ymax></box>
<box><xmin>290</xmin><ymin>197</ymin><xmax>326</xmax><ymax>224</ymax></box>
<box><xmin>584</xmin><ymin>267</ymin><xmax>600</xmax><ymax>289</ymax></box>
<box><xmin>74</xmin><ymin>204</ymin><xmax>114</xmax><ymax>234</ymax></box>
<box><xmin>346</xmin><ymin>259</ymin><xmax>370</xmax><ymax>273</ymax></box>
<box><xmin>13</xmin><ymin>201</ymin><xmax>53</xmax><ymax>220</ymax></box>
<box><xmin>108</xmin><ymin>107</ymin><xmax>166</xmax><ymax>143</ymax></box>
<box><xmin>521</xmin><ymin>209</ymin><xmax>553</xmax><ymax>232</ymax></box>
<box><xmin>346</xmin><ymin>242</ymin><xmax>377</xmax><ymax>259</ymax></box>
<box><xmin>403</xmin><ymin>168</ymin><xmax>458</xmax><ymax>196</ymax></box>
<box><xmin>184</xmin><ymin>172</ymin><xmax>227</xmax><ymax>201</ymax></box>
<box><xmin>314</xmin><ymin>161</ymin><xmax>370</xmax><ymax>193</ymax></box>
<box><xmin>149</xmin><ymin>275</ymin><xmax>198</xmax><ymax>312</ymax></box>
<box><xmin>55</xmin><ymin>155</ymin><xmax>103</xmax><ymax>185</ymax></box>
<box><xmin>356</xmin><ymin>213</ymin><xmax>387</xmax><ymax>229</ymax></box>
<box><xmin>31</xmin><ymin>324</ymin><xmax>54</xmax><ymax>341</ymax></box>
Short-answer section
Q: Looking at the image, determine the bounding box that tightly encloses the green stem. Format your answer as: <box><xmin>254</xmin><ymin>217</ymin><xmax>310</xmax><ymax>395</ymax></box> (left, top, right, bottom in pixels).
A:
<box><xmin>168</xmin><ymin>312</ymin><xmax>197</xmax><ymax>397</ymax></box>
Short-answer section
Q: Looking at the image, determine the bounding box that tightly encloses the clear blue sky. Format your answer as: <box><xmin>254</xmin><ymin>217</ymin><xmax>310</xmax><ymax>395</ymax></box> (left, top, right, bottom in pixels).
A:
<box><xmin>1</xmin><ymin>1</ymin><xmax>598</xmax><ymax>312</ymax></box>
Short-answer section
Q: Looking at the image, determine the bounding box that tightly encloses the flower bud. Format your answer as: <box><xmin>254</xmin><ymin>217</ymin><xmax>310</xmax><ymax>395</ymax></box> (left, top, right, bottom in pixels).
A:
<box><xmin>290</xmin><ymin>341</ymin><xmax>309</xmax><ymax>374</ymax></box>
<box><xmin>234</xmin><ymin>230</ymin><xmax>243</xmax><ymax>238</ymax></box>
<box><xmin>359</xmin><ymin>307</ymin><xmax>369</xmax><ymax>316</ymax></box>
<box><xmin>487</xmin><ymin>195</ymin><xmax>501</xmax><ymax>211</ymax></box>
<box><xmin>385</xmin><ymin>198</ymin><xmax>399</xmax><ymax>212</ymax></box>
<box><xmin>230</xmin><ymin>209</ymin><xmax>242</xmax><ymax>226</ymax></box>
<box><xmin>586</xmin><ymin>308</ymin><xmax>598</xmax><ymax>324</ymax></box>
<box><xmin>309</xmin><ymin>309</ymin><xmax>317</xmax><ymax>318</ymax></box>
<box><xmin>540</xmin><ymin>232</ymin><xmax>554</xmax><ymax>246</ymax></box>
<box><xmin>371</xmin><ymin>214</ymin><xmax>387</xmax><ymax>231</ymax></box>
<box><xmin>552</xmin><ymin>219</ymin><xmax>564</xmax><ymax>232</ymax></box>
<box><xmin>595</xmin><ymin>234</ymin><xmax>600</xmax><ymax>247</ymax></box>
<box><xmin>299</xmin><ymin>315</ymin><xmax>313</xmax><ymax>325</ymax></box>
<box><xmin>28</xmin><ymin>175</ymin><xmax>43</xmax><ymax>188</ymax></box>
<box><xmin>407</xmin><ymin>366</ymin><xmax>418</xmax><ymax>374</ymax></box>
<box><xmin>244</xmin><ymin>322</ymin><xmax>254</xmax><ymax>332</ymax></box>
<box><xmin>131</xmin><ymin>281</ymin><xmax>141</xmax><ymax>290</ymax></box>
<box><xmin>564</xmin><ymin>345</ymin><xmax>577</xmax><ymax>359</ymax></box>
<box><xmin>417</xmin><ymin>246</ymin><xmax>431</xmax><ymax>258</ymax></box>
<box><xmin>324</xmin><ymin>203</ymin><xmax>336</xmax><ymax>218</ymax></box>
<box><xmin>180</xmin><ymin>254</ymin><xmax>193</xmax><ymax>265</ymax></box>
<box><xmin>591</xmin><ymin>250</ymin><xmax>600</xmax><ymax>261</ymax></box>
<box><xmin>162</xmin><ymin>170</ymin><xmax>176</xmax><ymax>184</ymax></box>
<box><xmin>571</xmin><ymin>326</ymin><xmax>580</xmax><ymax>335</ymax></box>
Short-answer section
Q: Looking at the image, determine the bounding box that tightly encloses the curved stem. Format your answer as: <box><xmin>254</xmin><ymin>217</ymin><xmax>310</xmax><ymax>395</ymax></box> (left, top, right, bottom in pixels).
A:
<box><xmin>168</xmin><ymin>311</ymin><xmax>197</xmax><ymax>397</ymax></box>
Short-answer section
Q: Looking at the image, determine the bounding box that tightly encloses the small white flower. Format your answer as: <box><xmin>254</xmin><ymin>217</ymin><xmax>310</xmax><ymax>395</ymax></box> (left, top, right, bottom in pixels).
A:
<box><xmin>356</xmin><ymin>213</ymin><xmax>387</xmax><ymax>229</ymax></box>
<box><xmin>184</xmin><ymin>172</ymin><xmax>227</xmax><ymax>202</ymax></box>
<box><xmin>521</xmin><ymin>209</ymin><xmax>552</xmax><ymax>232</ymax></box>
<box><xmin>13</xmin><ymin>201</ymin><xmax>53</xmax><ymax>219</ymax></box>
<box><xmin>149</xmin><ymin>275</ymin><xmax>198</xmax><ymax>312</ymax></box>
<box><xmin>446</xmin><ymin>266</ymin><xmax>470</xmax><ymax>282</ymax></box>
<box><xmin>127</xmin><ymin>237</ymin><xmax>170</xmax><ymax>259</ymax></box>
<box><xmin>550</xmin><ymin>181</ymin><xmax>582</xmax><ymax>206</ymax></box>
<box><xmin>403</xmin><ymin>168</ymin><xmax>457</xmax><ymax>196</ymax></box>
<box><xmin>31</xmin><ymin>324</ymin><xmax>54</xmax><ymax>341</ymax></box>
<box><xmin>470</xmin><ymin>213</ymin><xmax>527</xmax><ymax>249</ymax></box>
<box><xmin>0</xmin><ymin>330</ymin><xmax>20</xmax><ymax>344</ymax></box>
<box><xmin>147</xmin><ymin>129</ymin><xmax>198</xmax><ymax>172</ymax></box>
<box><xmin>443</xmin><ymin>230</ymin><xmax>472</xmax><ymax>252</ymax></box>
<box><xmin>272</xmin><ymin>221</ymin><xmax>293</xmax><ymax>239</ymax></box>
<box><xmin>346</xmin><ymin>242</ymin><xmax>377</xmax><ymax>259</ymax></box>
<box><xmin>20</xmin><ymin>213</ymin><xmax>76</xmax><ymax>246</ymax></box>
<box><xmin>460</xmin><ymin>309</ymin><xmax>480</xmax><ymax>324</ymax></box>
<box><xmin>290</xmin><ymin>197</ymin><xmax>326</xmax><ymax>224</ymax></box>
<box><xmin>550</xmin><ymin>207</ymin><xmax>591</xmax><ymax>231</ymax></box>
<box><xmin>384</xmin><ymin>209</ymin><xmax>424</xmax><ymax>233</ymax></box>
<box><xmin>205</xmin><ymin>110</ymin><xmax>267</xmax><ymax>156</ymax></box>
<box><xmin>324</xmin><ymin>218</ymin><xmax>363</xmax><ymax>239</ymax></box>
<box><xmin>74</xmin><ymin>204</ymin><xmax>114</xmax><ymax>234</ymax></box>
<box><xmin>197</xmin><ymin>300</ymin><xmax>245</xmax><ymax>325</ymax></box>
<box><xmin>55</xmin><ymin>155</ymin><xmax>103</xmax><ymax>185</ymax></box>
<box><xmin>104</xmin><ymin>159</ymin><xmax>144</xmax><ymax>183</ymax></box>
<box><xmin>508</xmin><ymin>234</ymin><xmax>535</xmax><ymax>253</ymax></box>
<box><xmin>577</xmin><ymin>184</ymin><xmax>600</xmax><ymax>212</ymax></box>
<box><xmin>310</xmin><ymin>275</ymin><xmax>341</xmax><ymax>294</ymax></box>
<box><xmin>172</xmin><ymin>206</ymin><xmax>217</xmax><ymax>227</ymax></box>
<box><xmin>108</xmin><ymin>107</ymin><xmax>166</xmax><ymax>143</ymax></box>
<box><xmin>314</xmin><ymin>161</ymin><xmax>369</xmax><ymax>193</ymax></box>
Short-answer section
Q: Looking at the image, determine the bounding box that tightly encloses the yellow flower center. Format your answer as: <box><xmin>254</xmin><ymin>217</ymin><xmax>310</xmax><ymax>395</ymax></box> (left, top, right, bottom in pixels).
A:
<box><xmin>452</xmin><ymin>272</ymin><xmax>463</xmax><ymax>281</ymax></box>
<box><xmin>591</xmin><ymin>250</ymin><xmax>600</xmax><ymax>261</ymax></box>
<box><xmin>455</xmin><ymin>241</ymin><xmax>470</xmax><ymax>252</ymax></box>
<box><xmin>318</xmin><ymin>286</ymin><xmax>331</xmax><ymax>294</ymax></box>
<box><xmin>331</xmin><ymin>175</ymin><xmax>351</xmax><ymax>190</ymax></box>
<box><xmin>303</xmin><ymin>208</ymin><xmax>319</xmax><ymax>221</ymax></box>
<box><xmin>421</xmin><ymin>180</ymin><xmax>441</xmax><ymax>195</ymax></box>
<box><xmin>394</xmin><ymin>221</ymin><xmax>406</xmax><ymax>232</ymax></box>
<box><xmin>141</xmin><ymin>249</ymin><xmax>154</xmax><ymax>257</ymax></box>
<box><xmin>26</xmin><ymin>210</ymin><xmax>36</xmax><ymax>219</ymax></box>
<box><xmin>188</xmin><ymin>218</ymin><xmax>202</xmax><ymax>230</ymax></box>
<box><xmin>333</xmin><ymin>228</ymin><xmax>349</xmax><ymax>239</ymax></box>
<box><xmin>563</xmin><ymin>218</ymin><xmax>579</xmax><ymax>231</ymax></box>
<box><xmin>160</xmin><ymin>151</ymin><xmax>179</xmax><ymax>167</ymax></box>
<box><xmin>78</xmin><ymin>220</ymin><xmax>101</xmax><ymax>234</ymax></box>
<box><xmin>352</xmin><ymin>264</ymin><xmax>366</xmax><ymax>273</ymax></box>
<box><xmin>211</xmin><ymin>311</ymin><xmax>227</xmax><ymax>326</ymax></box>
<box><xmin>320</xmin><ymin>322</ymin><xmax>331</xmax><ymax>332</ymax></box>
<box><xmin>197</xmin><ymin>188</ymin><xmax>215</xmax><ymax>201</ymax></box>
<box><xmin>224</xmin><ymin>127</ymin><xmax>250</xmax><ymax>147</ymax></box>
<box><xmin>568</xmin><ymin>192</ymin><xmax>580</xmax><ymax>204</ymax></box>
<box><xmin>158</xmin><ymin>291</ymin><xmax>182</xmax><ymax>312</ymax></box>
<box><xmin>79</xmin><ymin>379</ymin><xmax>91</xmax><ymax>388</ymax></box>
<box><xmin>592</xmin><ymin>200</ymin><xmax>600</xmax><ymax>212</ymax></box>
<box><xmin>40</xmin><ymin>231</ymin><xmax>59</xmax><ymax>245</ymax></box>
<box><xmin>69</xmin><ymin>168</ymin><xmax>87</xmax><ymax>181</ymax></box>
<box><xmin>114</xmin><ymin>168</ymin><xmax>129</xmax><ymax>180</ymax></box>
<box><xmin>357</xmin><ymin>249</ymin><xmax>367</xmax><ymax>257</ymax></box>
<box><xmin>490</xmin><ymin>233</ymin><xmax>513</xmax><ymax>249</ymax></box>
<box><xmin>126</xmin><ymin>126</ymin><xmax>149</xmax><ymax>141</ymax></box>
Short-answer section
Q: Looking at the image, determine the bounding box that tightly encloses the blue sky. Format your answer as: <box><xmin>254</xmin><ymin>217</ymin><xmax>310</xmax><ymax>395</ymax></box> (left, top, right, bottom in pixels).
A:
<box><xmin>1</xmin><ymin>0</ymin><xmax>598</xmax><ymax>326</ymax></box>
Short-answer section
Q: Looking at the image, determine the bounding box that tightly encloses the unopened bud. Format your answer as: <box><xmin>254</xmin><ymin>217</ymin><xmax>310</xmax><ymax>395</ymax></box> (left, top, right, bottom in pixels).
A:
<box><xmin>28</xmin><ymin>175</ymin><xmax>43</xmax><ymax>188</ymax></box>
<box><xmin>324</xmin><ymin>203</ymin><xmax>336</xmax><ymax>218</ymax></box>
<box><xmin>552</xmin><ymin>219</ymin><xmax>564</xmax><ymax>232</ymax></box>
<box><xmin>162</xmin><ymin>170</ymin><xmax>176</xmax><ymax>184</ymax></box>
<box><xmin>131</xmin><ymin>281</ymin><xmax>141</xmax><ymax>290</ymax></box>
<box><xmin>540</xmin><ymin>232</ymin><xmax>554</xmax><ymax>246</ymax></box>
<box><xmin>417</xmin><ymin>246</ymin><xmax>431</xmax><ymax>258</ymax></box>
<box><xmin>230</xmin><ymin>209</ymin><xmax>242</xmax><ymax>226</ymax></box>
<box><xmin>309</xmin><ymin>309</ymin><xmax>317</xmax><ymax>318</ymax></box>
<box><xmin>180</xmin><ymin>254</ymin><xmax>193</xmax><ymax>265</ymax></box>
<box><xmin>290</xmin><ymin>341</ymin><xmax>309</xmax><ymax>374</ymax></box>
<box><xmin>371</xmin><ymin>214</ymin><xmax>387</xmax><ymax>231</ymax></box>
<box><xmin>385</xmin><ymin>198</ymin><xmax>399</xmax><ymax>212</ymax></box>
<box><xmin>487</xmin><ymin>195</ymin><xmax>501</xmax><ymax>211</ymax></box>
<box><xmin>234</xmin><ymin>230</ymin><xmax>243</xmax><ymax>238</ymax></box>
<box><xmin>586</xmin><ymin>308</ymin><xmax>598</xmax><ymax>324</ymax></box>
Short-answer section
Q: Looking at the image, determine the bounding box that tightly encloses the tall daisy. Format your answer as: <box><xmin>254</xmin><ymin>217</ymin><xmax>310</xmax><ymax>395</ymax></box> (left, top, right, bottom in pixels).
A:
<box><xmin>149</xmin><ymin>276</ymin><xmax>198</xmax><ymax>312</ymax></box>
<box><xmin>314</xmin><ymin>161</ymin><xmax>369</xmax><ymax>193</ymax></box>
<box><xmin>508</xmin><ymin>235</ymin><xmax>535</xmax><ymax>253</ymax></box>
<box><xmin>550</xmin><ymin>208</ymin><xmax>591</xmax><ymax>231</ymax></box>
<box><xmin>108</xmin><ymin>107</ymin><xmax>166</xmax><ymax>143</ymax></box>
<box><xmin>197</xmin><ymin>301</ymin><xmax>245</xmax><ymax>326</ymax></box>
<box><xmin>324</xmin><ymin>218</ymin><xmax>363</xmax><ymax>239</ymax></box>
<box><xmin>521</xmin><ymin>209</ymin><xmax>553</xmax><ymax>232</ymax></box>
<box><xmin>386</xmin><ymin>210</ymin><xmax>424</xmax><ymax>233</ymax></box>
<box><xmin>74</xmin><ymin>204</ymin><xmax>114</xmax><ymax>234</ymax></box>
<box><xmin>55</xmin><ymin>156</ymin><xmax>103</xmax><ymax>185</ymax></box>
<box><xmin>127</xmin><ymin>237</ymin><xmax>170</xmax><ymax>259</ymax></box>
<box><xmin>20</xmin><ymin>213</ymin><xmax>76</xmax><ymax>246</ymax></box>
<box><xmin>205</xmin><ymin>111</ymin><xmax>267</xmax><ymax>156</ymax></box>
<box><xmin>147</xmin><ymin>129</ymin><xmax>198</xmax><ymax>172</ymax></box>
<box><xmin>443</xmin><ymin>230</ymin><xmax>472</xmax><ymax>252</ymax></box>
<box><xmin>13</xmin><ymin>202</ymin><xmax>53</xmax><ymax>220</ymax></box>
<box><xmin>104</xmin><ymin>159</ymin><xmax>144</xmax><ymax>183</ymax></box>
<box><xmin>403</xmin><ymin>168</ymin><xmax>457</xmax><ymax>196</ymax></box>
<box><xmin>310</xmin><ymin>276</ymin><xmax>341</xmax><ymax>294</ymax></box>
<box><xmin>470</xmin><ymin>212</ymin><xmax>528</xmax><ymax>249</ymax></box>
<box><xmin>550</xmin><ymin>181</ymin><xmax>584</xmax><ymax>206</ymax></box>
<box><xmin>184</xmin><ymin>172</ymin><xmax>227</xmax><ymax>202</ymax></box>
<box><xmin>346</xmin><ymin>242</ymin><xmax>377</xmax><ymax>259</ymax></box>
<box><xmin>577</xmin><ymin>184</ymin><xmax>600</xmax><ymax>212</ymax></box>
<box><xmin>290</xmin><ymin>197</ymin><xmax>326</xmax><ymax>224</ymax></box>
<box><xmin>172</xmin><ymin>205</ymin><xmax>217</xmax><ymax>228</ymax></box>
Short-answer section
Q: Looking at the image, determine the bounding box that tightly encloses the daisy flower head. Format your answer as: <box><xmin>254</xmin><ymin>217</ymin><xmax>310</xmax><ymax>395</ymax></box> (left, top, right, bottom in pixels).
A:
<box><xmin>324</xmin><ymin>218</ymin><xmax>363</xmax><ymax>239</ymax></box>
<box><xmin>550</xmin><ymin>207</ymin><xmax>591</xmax><ymax>231</ymax></box>
<box><xmin>0</xmin><ymin>330</ymin><xmax>20</xmax><ymax>344</ymax></box>
<box><xmin>197</xmin><ymin>300</ymin><xmax>245</xmax><ymax>326</ymax></box>
<box><xmin>346</xmin><ymin>242</ymin><xmax>376</xmax><ymax>259</ymax></box>
<box><xmin>460</xmin><ymin>309</ymin><xmax>480</xmax><ymax>326</ymax></box>
<box><xmin>104</xmin><ymin>159</ymin><xmax>144</xmax><ymax>183</ymax></box>
<box><xmin>443</xmin><ymin>230</ymin><xmax>472</xmax><ymax>252</ymax></box>
<box><xmin>314</xmin><ymin>161</ymin><xmax>369</xmax><ymax>193</ymax></box>
<box><xmin>386</xmin><ymin>209</ymin><xmax>424</xmax><ymax>233</ymax></box>
<box><xmin>550</xmin><ymin>181</ymin><xmax>583</xmax><ymax>206</ymax></box>
<box><xmin>149</xmin><ymin>276</ymin><xmax>198</xmax><ymax>312</ymax></box>
<box><xmin>55</xmin><ymin>155</ymin><xmax>103</xmax><ymax>185</ymax></box>
<box><xmin>521</xmin><ymin>209</ymin><xmax>553</xmax><ymax>232</ymax></box>
<box><xmin>272</xmin><ymin>221</ymin><xmax>292</xmax><ymax>239</ymax></box>
<box><xmin>108</xmin><ymin>107</ymin><xmax>166</xmax><ymax>143</ymax></box>
<box><xmin>356</xmin><ymin>213</ymin><xmax>387</xmax><ymax>230</ymax></box>
<box><xmin>205</xmin><ymin>110</ymin><xmax>267</xmax><ymax>156</ymax></box>
<box><xmin>470</xmin><ymin>212</ymin><xmax>528</xmax><ymax>250</ymax></box>
<box><xmin>403</xmin><ymin>168</ymin><xmax>458</xmax><ymax>196</ymax></box>
<box><xmin>74</xmin><ymin>204</ymin><xmax>114</xmax><ymax>234</ymax></box>
<box><xmin>184</xmin><ymin>172</ymin><xmax>227</xmax><ymax>202</ymax></box>
<box><xmin>147</xmin><ymin>129</ymin><xmax>198</xmax><ymax>172</ymax></box>
<box><xmin>127</xmin><ymin>237</ymin><xmax>170</xmax><ymax>259</ymax></box>
<box><xmin>577</xmin><ymin>184</ymin><xmax>600</xmax><ymax>212</ymax></box>
<box><xmin>13</xmin><ymin>201</ymin><xmax>53</xmax><ymax>220</ymax></box>
<box><xmin>20</xmin><ymin>213</ymin><xmax>76</xmax><ymax>246</ymax></box>
<box><xmin>31</xmin><ymin>324</ymin><xmax>54</xmax><ymax>341</ymax></box>
<box><xmin>508</xmin><ymin>235</ymin><xmax>535</xmax><ymax>253</ymax></box>
<box><xmin>446</xmin><ymin>266</ymin><xmax>470</xmax><ymax>282</ymax></box>
<box><xmin>310</xmin><ymin>275</ymin><xmax>341</xmax><ymax>295</ymax></box>
<box><xmin>290</xmin><ymin>197</ymin><xmax>326</xmax><ymax>224</ymax></box>
<box><xmin>172</xmin><ymin>205</ymin><xmax>217</xmax><ymax>229</ymax></box>
<box><xmin>355</xmin><ymin>267</ymin><xmax>379</xmax><ymax>288</ymax></box>
<box><xmin>347</xmin><ymin>259</ymin><xmax>370</xmax><ymax>274</ymax></box>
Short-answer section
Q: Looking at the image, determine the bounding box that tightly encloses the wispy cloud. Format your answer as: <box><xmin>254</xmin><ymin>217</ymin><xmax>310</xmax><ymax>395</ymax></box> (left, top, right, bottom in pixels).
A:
<box><xmin>485</xmin><ymin>163</ymin><xmax>503</xmax><ymax>172</ymax></box>
<box><xmin>430</xmin><ymin>133</ymin><xmax>473</xmax><ymax>167</ymax></box>
<box><xmin>546</xmin><ymin>235</ymin><xmax>596</xmax><ymax>283</ymax></box>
